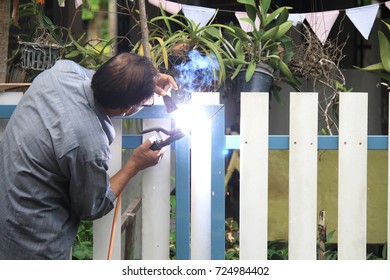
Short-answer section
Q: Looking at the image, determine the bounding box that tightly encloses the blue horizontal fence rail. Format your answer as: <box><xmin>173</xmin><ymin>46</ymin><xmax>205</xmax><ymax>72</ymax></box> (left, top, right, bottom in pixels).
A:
<box><xmin>122</xmin><ymin>134</ymin><xmax>389</xmax><ymax>150</ymax></box>
<box><xmin>1</xmin><ymin>103</ymin><xmax>388</xmax><ymax>260</ymax></box>
<box><xmin>224</xmin><ymin>134</ymin><xmax>388</xmax><ymax>150</ymax></box>
<box><xmin>2</xmin><ymin>104</ymin><xmax>388</xmax><ymax>150</ymax></box>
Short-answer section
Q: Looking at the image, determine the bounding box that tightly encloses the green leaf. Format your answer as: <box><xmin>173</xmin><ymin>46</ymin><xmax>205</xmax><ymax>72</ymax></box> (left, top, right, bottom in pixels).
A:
<box><xmin>382</xmin><ymin>20</ymin><xmax>390</xmax><ymax>32</ymax></box>
<box><xmin>275</xmin><ymin>8</ymin><xmax>290</xmax><ymax>25</ymax></box>
<box><xmin>275</xmin><ymin>21</ymin><xmax>293</xmax><ymax>39</ymax></box>
<box><xmin>357</xmin><ymin>62</ymin><xmax>385</xmax><ymax>72</ymax></box>
<box><xmin>265</xmin><ymin>7</ymin><xmax>292</xmax><ymax>26</ymax></box>
<box><xmin>245</xmin><ymin>62</ymin><xmax>256</xmax><ymax>82</ymax></box>
<box><xmin>246</xmin><ymin>5</ymin><xmax>258</xmax><ymax>23</ymax></box>
<box><xmin>261</xmin><ymin>26</ymin><xmax>279</xmax><ymax>42</ymax></box>
<box><xmin>234</xmin><ymin>40</ymin><xmax>244</xmax><ymax>60</ymax></box>
<box><xmin>65</xmin><ymin>51</ymin><xmax>81</xmax><ymax>58</ymax></box>
<box><xmin>231</xmin><ymin>26</ymin><xmax>250</xmax><ymax>40</ymax></box>
<box><xmin>278</xmin><ymin>60</ymin><xmax>300</xmax><ymax>88</ymax></box>
<box><xmin>230</xmin><ymin>64</ymin><xmax>244</xmax><ymax>80</ymax></box>
<box><xmin>262</xmin><ymin>0</ymin><xmax>271</xmax><ymax>13</ymax></box>
<box><xmin>378</xmin><ymin>31</ymin><xmax>390</xmax><ymax>72</ymax></box>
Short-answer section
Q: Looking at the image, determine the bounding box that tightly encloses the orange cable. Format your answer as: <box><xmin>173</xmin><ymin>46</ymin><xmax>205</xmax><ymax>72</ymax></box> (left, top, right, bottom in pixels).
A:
<box><xmin>107</xmin><ymin>193</ymin><xmax>121</xmax><ymax>260</ymax></box>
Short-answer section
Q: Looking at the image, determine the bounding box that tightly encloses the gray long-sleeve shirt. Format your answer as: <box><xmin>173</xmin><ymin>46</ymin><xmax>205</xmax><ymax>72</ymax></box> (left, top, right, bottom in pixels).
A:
<box><xmin>0</xmin><ymin>60</ymin><xmax>116</xmax><ymax>259</ymax></box>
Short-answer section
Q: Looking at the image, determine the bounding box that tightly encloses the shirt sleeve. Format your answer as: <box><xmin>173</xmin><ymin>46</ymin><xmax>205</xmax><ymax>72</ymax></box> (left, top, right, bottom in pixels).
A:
<box><xmin>66</xmin><ymin>147</ymin><xmax>116</xmax><ymax>221</ymax></box>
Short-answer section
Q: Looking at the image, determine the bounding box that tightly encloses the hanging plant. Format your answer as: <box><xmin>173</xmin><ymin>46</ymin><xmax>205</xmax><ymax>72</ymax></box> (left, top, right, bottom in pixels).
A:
<box><xmin>17</xmin><ymin>0</ymin><xmax>67</xmax><ymax>71</ymax></box>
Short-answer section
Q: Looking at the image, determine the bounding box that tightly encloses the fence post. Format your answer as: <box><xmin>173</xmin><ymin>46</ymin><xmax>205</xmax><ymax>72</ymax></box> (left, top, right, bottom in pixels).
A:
<box><xmin>239</xmin><ymin>92</ymin><xmax>269</xmax><ymax>260</ymax></box>
<box><xmin>288</xmin><ymin>92</ymin><xmax>318</xmax><ymax>260</ymax></box>
<box><xmin>338</xmin><ymin>92</ymin><xmax>368</xmax><ymax>260</ymax></box>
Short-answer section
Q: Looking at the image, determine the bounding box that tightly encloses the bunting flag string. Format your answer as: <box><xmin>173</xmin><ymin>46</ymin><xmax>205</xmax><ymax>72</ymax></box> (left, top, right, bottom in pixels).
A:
<box><xmin>147</xmin><ymin>0</ymin><xmax>390</xmax><ymax>41</ymax></box>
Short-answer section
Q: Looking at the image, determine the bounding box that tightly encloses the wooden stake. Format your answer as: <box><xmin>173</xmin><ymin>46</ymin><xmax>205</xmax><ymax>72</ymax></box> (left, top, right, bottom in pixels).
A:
<box><xmin>318</xmin><ymin>210</ymin><xmax>326</xmax><ymax>260</ymax></box>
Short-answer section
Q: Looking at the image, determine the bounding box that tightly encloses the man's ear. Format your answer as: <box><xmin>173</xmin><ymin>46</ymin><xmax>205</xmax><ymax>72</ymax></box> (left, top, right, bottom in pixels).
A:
<box><xmin>119</xmin><ymin>106</ymin><xmax>132</xmax><ymax>116</ymax></box>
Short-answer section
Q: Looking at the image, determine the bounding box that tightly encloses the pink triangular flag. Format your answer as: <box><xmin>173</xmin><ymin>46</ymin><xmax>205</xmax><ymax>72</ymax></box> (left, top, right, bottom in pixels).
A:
<box><xmin>164</xmin><ymin>1</ymin><xmax>182</xmax><ymax>14</ymax></box>
<box><xmin>75</xmin><ymin>0</ymin><xmax>83</xmax><ymax>8</ymax></box>
<box><xmin>148</xmin><ymin>0</ymin><xmax>182</xmax><ymax>14</ymax></box>
<box><xmin>289</xmin><ymin>13</ymin><xmax>306</xmax><ymax>26</ymax></box>
<box><xmin>149</xmin><ymin>0</ymin><xmax>165</xmax><ymax>9</ymax></box>
<box><xmin>346</xmin><ymin>4</ymin><xmax>379</xmax><ymax>40</ymax></box>
<box><xmin>385</xmin><ymin>1</ymin><xmax>390</xmax><ymax>10</ymax></box>
<box><xmin>182</xmin><ymin>5</ymin><xmax>216</xmax><ymax>28</ymax></box>
<box><xmin>235</xmin><ymin>12</ymin><xmax>260</xmax><ymax>32</ymax></box>
<box><xmin>305</xmin><ymin>10</ymin><xmax>339</xmax><ymax>44</ymax></box>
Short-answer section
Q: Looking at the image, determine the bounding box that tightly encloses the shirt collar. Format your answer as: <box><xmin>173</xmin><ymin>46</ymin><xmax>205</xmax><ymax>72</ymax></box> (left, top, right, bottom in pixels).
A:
<box><xmin>83</xmin><ymin>80</ymin><xmax>115</xmax><ymax>145</ymax></box>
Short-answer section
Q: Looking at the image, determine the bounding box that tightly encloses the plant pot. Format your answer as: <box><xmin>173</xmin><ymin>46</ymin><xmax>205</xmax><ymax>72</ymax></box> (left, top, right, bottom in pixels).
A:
<box><xmin>232</xmin><ymin>63</ymin><xmax>274</xmax><ymax>103</ymax></box>
<box><xmin>236</xmin><ymin>63</ymin><xmax>274</xmax><ymax>92</ymax></box>
<box><xmin>18</xmin><ymin>41</ymin><xmax>63</xmax><ymax>71</ymax></box>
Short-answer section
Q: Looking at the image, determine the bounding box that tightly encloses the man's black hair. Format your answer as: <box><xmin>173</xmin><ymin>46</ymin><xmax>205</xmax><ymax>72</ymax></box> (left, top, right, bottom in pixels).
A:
<box><xmin>91</xmin><ymin>52</ymin><xmax>158</xmax><ymax>109</ymax></box>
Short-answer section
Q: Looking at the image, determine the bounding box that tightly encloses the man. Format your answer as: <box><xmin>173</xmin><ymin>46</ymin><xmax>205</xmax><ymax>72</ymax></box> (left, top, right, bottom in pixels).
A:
<box><xmin>0</xmin><ymin>53</ymin><xmax>178</xmax><ymax>259</ymax></box>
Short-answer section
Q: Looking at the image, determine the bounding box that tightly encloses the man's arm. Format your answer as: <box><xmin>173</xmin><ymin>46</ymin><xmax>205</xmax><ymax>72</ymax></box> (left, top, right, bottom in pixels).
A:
<box><xmin>109</xmin><ymin>137</ymin><xmax>165</xmax><ymax>197</ymax></box>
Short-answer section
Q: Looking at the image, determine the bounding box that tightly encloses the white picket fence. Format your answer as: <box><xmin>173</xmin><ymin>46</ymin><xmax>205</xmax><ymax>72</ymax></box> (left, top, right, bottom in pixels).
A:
<box><xmin>1</xmin><ymin>91</ymin><xmax>389</xmax><ymax>260</ymax></box>
<box><xmin>239</xmin><ymin>91</ymin><xmax>389</xmax><ymax>260</ymax></box>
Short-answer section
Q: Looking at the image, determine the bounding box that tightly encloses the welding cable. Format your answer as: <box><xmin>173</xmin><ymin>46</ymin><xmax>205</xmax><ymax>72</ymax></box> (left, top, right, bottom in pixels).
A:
<box><xmin>107</xmin><ymin>193</ymin><xmax>121</xmax><ymax>260</ymax></box>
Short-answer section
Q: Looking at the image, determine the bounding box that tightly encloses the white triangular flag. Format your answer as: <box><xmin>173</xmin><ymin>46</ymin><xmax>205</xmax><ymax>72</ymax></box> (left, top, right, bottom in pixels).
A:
<box><xmin>385</xmin><ymin>1</ymin><xmax>390</xmax><ymax>10</ymax></box>
<box><xmin>288</xmin><ymin>13</ymin><xmax>306</xmax><ymax>26</ymax></box>
<box><xmin>235</xmin><ymin>11</ymin><xmax>260</xmax><ymax>32</ymax></box>
<box><xmin>305</xmin><ymin>10</ymin><xmax>339</xmax><ymax>44</ymax></box>
<box><xmin>181</xmin><ymin>5</ymin><xmax>217</xmax><ymax>28</ymax></box>
<box><xmin>346</xmin><ymin>4</ymin><xmax>379</xmax><ymax>40</ymax></box>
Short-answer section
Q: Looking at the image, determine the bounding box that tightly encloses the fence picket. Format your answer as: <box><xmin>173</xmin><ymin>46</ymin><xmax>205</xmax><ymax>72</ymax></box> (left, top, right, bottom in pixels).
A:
<box><xmin>239</xmin><ymin>92</ymin><xmax>269</xmax><ymax>260</ymax></box>
<box><xmin>288</xmin><ymin>92</ymin><xmax>318</xmax><ymax>259</ymax></box>
<box><xmin>338</xmin><ymin>92</ymin><xmax>368</xmax><ymax>260</ymax></box>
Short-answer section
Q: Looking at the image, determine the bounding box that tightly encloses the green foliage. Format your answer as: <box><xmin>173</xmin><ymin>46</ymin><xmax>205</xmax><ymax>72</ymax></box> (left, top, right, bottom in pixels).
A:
<box><xmin>267</xmin><ymin>240</ymin><xmax>288</xmax><ymax>260</ymax></box>
<box><xmin>170</xmin><ymin>195</ymin><xmax>176</xmax><ymax>260</ymax></box>
<box><xmin>64</xmin><ymin>33</ymin><xmax>113</xmax><ymax>70</ymax></box>
<box><xmin>15</xmin><ymin>1</ymin><xmax>68</xmax><ymax>46</ymax></box>
<box><xmin>72</xmin><ymin>221</ymin><xmax>93</xmax><ymax>260</ymax></box>
<box><xmin>225</xmin><ymin>217</ymin><xmax>239</xmax><ymax>260</ymax></box>
<box><xmin>367</xmin><ymin>243</ymin><xmax>387</xmax><ymax>260</ymax></box>
<box><xmin>169</xmin><ymin>231</ymin><xmax>176</xmax><ymax>260</ymax></box>
<box><xmin>81</xmin><ymin>0</ymin><xmax>104</xmax><ymax>21</ymax></box>
<box><xmin>222</xmin><ymin>0</ymin><xmax>300</xmax><ymax>90</ymax></box>
<box><xmin>357</xmin><ymin>20</ymin><xmax>390</xmax><ymax>86</ymax></box>
<box><xmin>132</xmin><ymin>5</ymin><xmax>235</xmax><ymax>90</ymax></box>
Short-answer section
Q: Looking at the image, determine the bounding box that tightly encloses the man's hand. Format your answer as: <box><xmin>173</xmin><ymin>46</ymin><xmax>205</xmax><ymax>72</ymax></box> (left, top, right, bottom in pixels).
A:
<box><xmin>154</xmin><ymin>73</ymin><xmax>178</xmax><ymax>96</ymax></box>
<box><xmin>129</xmin><ymin>137</ymin><xmax>166</xmax><ymax>171</ymax></box>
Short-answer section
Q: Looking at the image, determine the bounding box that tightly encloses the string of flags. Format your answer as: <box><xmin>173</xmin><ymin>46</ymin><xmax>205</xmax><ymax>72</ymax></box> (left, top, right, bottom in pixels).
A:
<box><xmin>148</xmin><ymin>0</ymin><xmax>390</xmax><ymax>43</ymax></box>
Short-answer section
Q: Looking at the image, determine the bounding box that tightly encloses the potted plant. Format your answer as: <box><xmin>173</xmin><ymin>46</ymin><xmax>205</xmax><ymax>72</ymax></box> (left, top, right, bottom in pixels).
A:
<box><xmin>131</xmin><ymin>6</ymin><xmax>235</xmax><ymax>103</ymax></box>
<box><xmin>222</xmin><ymin>0</ymin><xmax>300</xmax><ymax>93</ymax></box>
<box><xmin>15</xmin><ymin>0</ymin><xmax>68</xmax><ymax>72</ymax></box>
